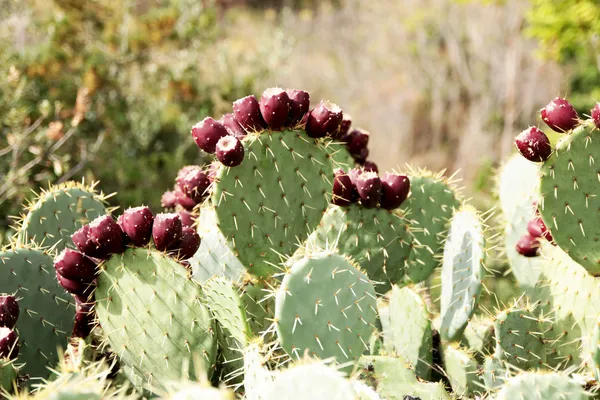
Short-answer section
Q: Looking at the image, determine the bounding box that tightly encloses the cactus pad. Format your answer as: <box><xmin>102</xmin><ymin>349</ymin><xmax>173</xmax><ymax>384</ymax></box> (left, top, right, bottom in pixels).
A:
<box><xmin>306</xmin><ymin>205</ymin><xmax>413</xmax><ymax>294</ymax></box>
<box><xmin>498</xmin><ymin>154</ymin><xmax>540</xmax><ymax>220</ymax></box>
<box><xmin>95</xmin><ymin>248</ymin><xmax>217</xmax><ymax>393</ymax></box>
<box><xmin>496</xmin><ymin>372</ymin><xmax>588</xmax><ymax>400</ymax></box>
<box><xmin>539</xmin><ymin>121</ymin><xmax>600</xmax><ymax>274</ymax></box>
<box><xmin>442</xmin><ymin>345</ymin><xmax>483</xmax><ymax>397</ymax></box>
<box><xmin>239</xmin><ymin>280</ymin><xmax>274</xmax><ymax>337</ymax></box>
<box><xmin>0</xmin><ymin>247</ymin><xmax>74</xmax><ymax>379</ymax></box>
<box><xmin>460</xmin><ymin>317</ymin><xmax>494</xmax><ymax>361</ymax></box>
<box><xmin>440</xmin><ymin>207</ymin><xmax>485</xmax><ymax>340</ymax></box>
<box><xmin>209</xmin><ymin>131</ymin><xmax>335</xmax><ymax>278</ymax></box>
<box><xmin>0</xmin><ymin>360</ymin><xmax>16</xmax><ymax>394</ymax></box>
<box><xmin>17</xmin><ymin>182</ymin><xmax>108</xmax><ymax>251</ymax></box>
<box><xmin>482</xmin><ymin>356</ymin><xmax>509</xmax><ymax>391</ymax></box>
<box><xmin>275</xmin><ymin>252</ymin><xmax>377</xmax><ymax>368</ymax></box>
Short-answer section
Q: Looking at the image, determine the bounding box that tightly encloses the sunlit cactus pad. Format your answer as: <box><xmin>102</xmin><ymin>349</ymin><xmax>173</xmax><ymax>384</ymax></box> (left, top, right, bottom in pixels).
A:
<box><xmin>496</xmin><ymin>372</ymin><xmax>588</xmax><ymax>400</ymax></box>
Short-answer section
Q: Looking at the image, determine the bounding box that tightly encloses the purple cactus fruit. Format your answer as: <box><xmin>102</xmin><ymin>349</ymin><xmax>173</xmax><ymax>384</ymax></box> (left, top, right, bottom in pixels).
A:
<box><xmin>540</xmin><ymin>97</ymin><xmax>579</xmax><ymax>133</ymax></box>
<box><xmin>216</xmin><ymin>136</ymin><xmax>245</xmax><ymax>167</ymax></box>
<box><xmin>592</xmin><ymin>102</ymin><xmax>600</xmax><ymax>129</ymax></box>
<box><xmin>56</xmin><ymin>272</ymin><xmax>95</xmax><ymax>296</ymax></box>
<box><xmin>54</xmin><ymin>249</ymin><xmax>97</xmax><ymax>284</ymax></box>
<box><xmin>176</xmin><ymin>166</ymin><xmax>211</xmax><ymax>203</ymax></box>
<box><xmin>72</xmin><ymin>300</ymin><xmax>95</xmax><ymax>338</ymax></box>
<box><xmin>346</xmin><ymin>129</ymin><xmax>370</xmax><ymax>155</ymax></box>
<box><xmin>71</xmin><ymin>225</ymin><xmax>101</xmax><ymax>259</ymax></box>
<box><xmin>527</xmin><ymin>217</ymin><xmax>554</xmax><ymax>243</ymax></box>
<box><xmin>363</xmin><ymin>161</ymin><xmax>378</xmax><ymax>173</ymax></box>
<box><xmin>348</xmin><ymin>168</ymin><xmax>363</xmax><ymax>202</ymax></box>
<box><xmin>515</xmin><ymin>233</ymin><xmax>540</xmax><ymax>257</ymax></box>
<box><xmin>353</xmin><ymin>147</ymin><xmax>369</xmax><ymax>164</ymax></box>
<box><xmin>0</xmin><ymin>296</ymin><xmax>19</xmax><ymax>329</ymax></box>
<box><xmin>286</xmin><ymin>89</ymin><xmax>310</xmax><ymax>127</ymax></box>
<box><xmin>174</xmin><ymin>187</ymin><xmax>198</xmax><ymax>211</ymax></box>
<box><xmin>305</xmin><ymin>101</ymin><xmax>343</xmax><ymax>138</ymax></box>
<box><xmin>336</xmin><ymin>114</ymin><xmax>353</xmax><ymax>141</ymax></box>
<box><xmin>0</xmin><ymin>327</ymin><xmax>18</xmax><ymax>360</ymax></box>
<box><xmin>88</xmin><ymin>215</ymin><xmax>126</xmax><ymax>259</ymax></box>
<box><xmin>233</xmin><ymin>95</ymin><xmax>266</xmax><ymax>132</ymax></box>
<box><xmin>220</xmin><ymin>113</ymin><xmax>247</xmax><ymax>138</ymax></box>
<box><xmin>332</xmin><ymin>169</ymin><xmax>353</xmax><ymax>206</ymax></box>
<box><xmin>171</xmin><ymin>226</ymin><xmax>201</xmax><ymax>260</ymax></box>
<box><xmin>380</xmin><ymin>173</ymin><xmax>410</xmax><ymax>210</ymax></box>
<box><xmin>118</xmin><ymin>206</ymin><xmax>154</xmax><ymax>247</ymax></box>
<box><xmin>161</xmin><ymin>190</ymin><xmax>177</xmax><ymax>209</ymax></box>
<box><xmin>355</xmin><ymin>172</ymin><xmax>382</xmax><ymax>208</ymax></box>
<box><xmin>515</xmin><ymin>127</ymin><xmax>552</xmax><ymax>162</ymax></box>
<box><xmin>178</xmin><ymin>210</ymin><xmax>196</xmax><ymax>228</ymax></box>
<box><xmin>152</xmin><ymin>213</ymin><xmax>183</xmax><ymax>252</ymax></box>
<box><xmin>192</xmin><ymin>117</ymin><xmax>230</xmax><ymax>154</ymax></box>
<box><xmin>260</xmin><ymin>88</ymin><xmax>290</xmax><ymax>131</ymax></box>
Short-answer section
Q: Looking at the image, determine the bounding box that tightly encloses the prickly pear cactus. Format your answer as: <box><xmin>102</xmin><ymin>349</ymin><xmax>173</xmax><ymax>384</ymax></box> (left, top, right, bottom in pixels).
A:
<box><xmin>0</xmin><ymin>359</ymin><xmax>17</xmax><ymax>394</ymax></box>
<box><xmin>460</xmin><ymin>316</ymin><xmax>494</xmax><ymax>361</ymax></box>
<box><xmin>482</xmin><ymin>356</ymin><xmax>509</xmax><ymax>391</ymax></box>
<box><xmin>496</xmin><ymin>372</ymin><xmax>588</xmax><ymax>400</ymax></box>
<box><xmin>95</xmin><ymin>248</ymin><xmax>217</xmax><ymax>393</ymax></box>
<box><xmin>440</xmin><ymin>206</ymin><xmax>485</xmax><ymax>340</ymax></box>
<box><xmin>442</xmin><ymin>345</ymin><xmax>483</xmax><ymax>397</ymax></box>
<box><xmin>275</xmin><ymin>252</ymin><xmax>377</xmax><ymax>370</ymax></box>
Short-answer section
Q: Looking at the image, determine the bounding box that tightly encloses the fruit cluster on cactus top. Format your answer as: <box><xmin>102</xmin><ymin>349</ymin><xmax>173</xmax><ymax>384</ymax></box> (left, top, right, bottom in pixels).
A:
<box><xmin>161</xmin><ymin>164</ymin><xmax>216</xmax><ymax>218</ymax></box>
<box><xmin>515</xmin><ymin>203</ymin><xmax>554</xmax><ymax>258</ymax></box>
<box><xmin>0</xmin><ymin>295</ymin><xmax>20</xmax><ymax>361</ymax></box>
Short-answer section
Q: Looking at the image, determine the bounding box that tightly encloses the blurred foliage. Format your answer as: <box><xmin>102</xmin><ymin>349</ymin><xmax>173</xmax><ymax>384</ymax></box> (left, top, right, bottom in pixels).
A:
<box><xmin>0</xmin><ymin>0</ymin><xmax>285</xmax><ymax>239</ymax></box>
<box><xmin>526</xmin><ymin>0</ymin><xmax>600</xmax><ymax>112</ymax></box>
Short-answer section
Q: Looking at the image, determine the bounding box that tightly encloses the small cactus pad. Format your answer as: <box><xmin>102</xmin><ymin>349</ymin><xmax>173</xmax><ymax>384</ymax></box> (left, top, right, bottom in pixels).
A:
<box><xmin>442</xmin><ymin>345</ymin><xmax>483</xmax><ymax>397</ymax></box>
<box><xmin>0</xmin><ymin>360</ymin><xmax>16</xmax><ymax>394</ymax></box>
<box><xmin>95</xmin><ymin>248</ymin><xmax>217</xmax><ymax>393</ymax></box>
<box><xmin>481</xmin><ymin>356</ymin><xmax>509</xmax><ymax>392</ymax></box>
<box><xmin>404</xmin><ymin>169</ymin><xmax>460</xmax><ymax>284</ymax></box>
<box><xmin>379</xmin><ymin>286</ymin><xmax>432</xmax><ymax>379</ymax></box>
<box><xmin>496</xmin><ymin>372</ymin><xmax>588</xmax><ymax>400</ymax></box>
<box><xmin>209</xmin><ymin>131</ymin><xmax>335</xmax><ymax>278</ymax></box>
<box><xmin>440</xmin><ymin>207</ymin><xmax>485</xmax><ymax>340</ymax></box>
<box><xmin>0</xmin><ymin>247</ymin><xmax>75</xmax><ymax>379</ymax></box>
<box><xmin>493</xmin><ymin>304</ymin><xmax>546</xmax><ymax>370</ymax></box>
<box><xmin>17</xmin><ymin>182</ymin><xmax>108</xmax><ymax>251</ymax></box>
<box><xmin>306</xmin><ymin>205</ymin><xmax>413</xmax><ymax>294</ymax></box>
<box><xmin>243</xmin><ymin>342</ymin><xmax>274</xmax><ymax>400</ymax></box>
<box><xmin>240</xmin><ymin>280</ymin><xmax>274</xmax><ymax>337</ymax></box>
<box><xmin>539</xmin><ymin>121</ymin><xmax>600</xmax><ymax>273</ymax></box>
<box><xmin>460</xmin><ymin>317</ymin><xmax>494</xmax><ymax>361</ymax></box>
<box><xmin>275</xmin><ymin>252</ymin><xmax>377</xmax><ymax>368</ymax></box>
<box><xmin>164</xmin><ymin>382</ymin><xmax>235</xmax><ymax>400</ymax></box>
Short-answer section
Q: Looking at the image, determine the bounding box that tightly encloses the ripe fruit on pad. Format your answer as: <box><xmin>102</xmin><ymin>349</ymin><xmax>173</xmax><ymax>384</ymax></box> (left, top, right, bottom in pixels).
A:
<box><xmin>541</xmin><ymin>97</ymin><xmax>579</xmax><ymax>132</ymax></box>
<box><xmin>172</xmin><ymin>226</ymin><xmax>201</xmax><ymax>260</ymax></box>
<box><xmin>305</xmin><ymin>101</ymin><xmax>343</xmax><ymax>138</ymax></box>
<box><xmin>233</xmin><ymin>95</ymin><xmax>266</xmax><ymax>132</ymax></box>
<box><xmin>161</xmin><ymin>190</ymin><xmax>177</xmax><ymax>209</ymax></box>
<box><xmin>87</xmin><ymin>215</ymin><xmax>126</xmax><ymax>259</ymax></box>
<box><xmin>174</xmin><ymin>187</ymin><xmax>197</xmax><ymax>211</ymax></box>
<box><xmin>380</xmin><ymin>173</ymin><xmax>410</xmax><ymax>210</ymax></box>
<box><xmin>363</xmin><ymin>161</ymin><xmax>378</xmax><ymax>173</ymax></box>
<box><xmin>152</xmin><ymin>213</ymin><xmax>183</xmax><ymax>251</ymax></box>
<box><xmin>346</xmin><ymin>129</ymin><xmax>370</xmax><ymax>155</ymax></box>
<box><xmin>118</xmin><ymin>206</ymin><xmax>154</xmax><ymax>246</ymax></box>
<box><xmin>72</xmin><ymin>300</ymin><xmax>94</xmax><ymax>339</ymax></box>
<box><xmin>286</xmin><ymin>89</ymin><xmax>310</xmax><ymax>128</ymax></box>
<box><xmin>0</xmin><ymin>296</ymin><xmax>19</xmax><ymax>329</ymax></box>
<box><xmin>260</xmin><ymin>88</ymin><xmax>290</xmax><ymax>131</ymax></box>
<box><xmin>355</xmin><ymin>172</ymin><xmax>381</xmax><ymax>208</ymax></box>
<box><xmin>192</xmin><ymin>117</ymin><xmax>229</xmax><ymax>154</ymax></box>
<box><xmin>216</xmin><ymin>136</ymin><xmax>245</xmax><ymax>167</ymax></box>
<box><xmin>592</xmin><ymin>102</ymin><xmax>600</xmax><ymax>129</ymax></box>
<box><xmin>54</xmin><ymin>249</ymin><xmax>97</xmax><ymax>284</ymax></box>
<box><xmin>220</xmin><ymin>113</ymin><xmax>246</xmax><ymax>138</ymax></box>
<box><xmin>176</xmin><ymin>166</ymin><xmax>211</xmax><ymax>203</ymax></box>
<box><xmin>515</xmin><ymin>233</ymin><xmax>540</xmax><ymax>258</ymax></box>
<box><xmin>0</xmin><ymin>327</ymin><xmax>18</xmax><ymax>360</ymax></box>
<box><xmin>515</xmin><ymin>127</ymin><xmax>551</xmax><ymax>162</ymax></box>
<box><xmin>56</xmin><ymin>272</ymin><xmax>95</xmax><ymax>297</ymax></box>
<box><xmin>332</xmin><ymin>169</ymin><xmax>353</xmax><ymax>206</ymax></box>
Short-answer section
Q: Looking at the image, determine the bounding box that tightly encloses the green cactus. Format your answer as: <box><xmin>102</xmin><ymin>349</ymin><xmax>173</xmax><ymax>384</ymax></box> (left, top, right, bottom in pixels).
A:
<box><xmin>208</xmin><ymin>131</ymin><xmax>337</xmax><ymax>279</ymax></box>
<box><xmin>481</xmin><ymin>356</ymin><xmax>509</xmax><ymax>392</ymax></box>
<box><xmin>441</xmin><ymin>345</ymin><xmax>483</xmax><ymax>397</ymax></box>
<box><xmin>496</xmin><ymin>371</ymin><xmax>588</xmax><ymax>400</ymax></box>
<box><xmin>242</xmin><ymin>341</ymin><xmax>274</xmax><ymax>400</ymax></box>
<box><xmin>460</xmin><ymin>316</ymin><xmax>494</xmax><ymax>362</ymax></box>
<box><xmin>497</xmin><ymin>154</ymin><xmax>540</xmax><ymax>221</ymax></box>
<box><xmin>306</xmin><ymin>205</ymin><xmax>413</xmax><ymax>294</ymax></box>
<box><xmin>274</xmin><ymin>251</ymin><xmax>377</xmax><ymax>370</ymax></box>
<box><xmin>379</xmin><ymin>286</ymin><xmax>432</xmax><ymax>379</ymax></box>
<box><xmin>0</xmin><ymin>246</ymin><xmax>75</xmax><ymax>380</ymax></box>
<box><xmin>1</xmin><ymin>359</ymin><xmax>17</xmax><ymax>395</ymax></box>
<box><xmin>239</xmin><ymin>279</ymin><xmax>274</xmax><ymax>338</ymax></box>
<box><xmin>588</xmin><ymin>317</ymin><xmax>600</xmax><ymax>381</ymax></box>
<box><xmin>16</xmin><ymin>182</ymin><xmax>108</xmax><ymax>251</ymax></box>
<box><xmin>404</xmin><ymin>168</ymin><xmax>461</xmax><ymax>284</ymax></box>
<box><xmin>162</xmin><ymin>381</ymin><xmax>235</xmax><ymax>400</ymax></box>
<box><xmin>440</xmin><ymin>206</ymin><xmax>485</xmax><ymax>341</ymax></box>
<box><xmin>95</xmin><ymin>248</ymin><xmax>217</xmax><ymax>394</ymax></box>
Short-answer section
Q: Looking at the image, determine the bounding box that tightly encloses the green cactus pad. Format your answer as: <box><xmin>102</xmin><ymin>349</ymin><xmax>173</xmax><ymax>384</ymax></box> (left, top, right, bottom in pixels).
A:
<box><xmin>589</xmin><ymin>317</ymin><xmax>600</xmax><ymax>381</ymax></box>
<box><xmin>404</xmin><ymin>168</ymin><xmax>460</xmax><ymax>284</ymax></box>
<box><xmin>17</xmin><ymin>182</ymin><xmax>108</xmax><ymax>251</ymax></box>
<box><xmin>243</xmin><ymin>342</ymin><xmax>274</xmax><ymax>400</ymax></box>
<box><xmin>239</xmin><ymin>280</ymin><xmax>274</xmax><ymax>337</ymax></box>
<box><xmin>306</xmin><ymin>205</ymin><xmax>413</xmax><ymax>294</ymax></box>
<box><xmin>210</xmin><ymin>131</ymin><xmax>336</xmax><ymax>278</ymax></box>
<box><xmin>496</xmin><ymin>372</ymin><xmax>588</xmax><ymax>400</ymax></box>
<box><xmin>442</xmin><ymin>345</ymin><xmax>483</xmax><ymax>397</ymax></box>
<box><xmin>539</xmin><ymin>121</ymin><xmax>600</xmax><ymax>274</ymax></box>
<box><xmin>493</xmin><ymin>305</ymin><xmax>546</xmax><ymax>370</ymax></box>
<box><xmin>498</xmin><ymin>154</ymin><xmax>540</xmax><ymax>220</ymax></box>
<box><xmin>440</xmin><ymin>206</ymin><xmax>485</xmax><ymax>340</ymax></box>
<box><xmin>481</xmin><ymin>357</ymin><xmax>509</xmax><ymax>391</ymax></box>
<box><xmin>163</xmin><ymin>382</ymin><xmax>235</xmax><ymax>400</ymax></box>
<box><xmin>0</xmin><ymin>360</ymin><xmax>17</xmax><ymax>394</ymax></box>
<box><xmin>460</xmin><ymin>316</ymin><xmax>494</xmax><ymax>361</ymax></box>
<box><xmin>275</xmin><ymin>252</ymin><xmax>377</xmax><ymax>369</ymax></box>
<box><xmin>379</xmin><ymin>286</ymin><xmax>432</xmax><ymax>379</ymax></box>
<box><xmin>95</xmin><ymin>248</ymin><xmax>217</xmax><ymax>393</ymax></box>
<box><xmin>0</xmin><ymin>247</ymin><xmax>74</xmax><ymax>379</ymax></box>
<box><xmin>355</xmin><ymin>355</ymin><xmax>450</xmax><ymax>400</ymax></box>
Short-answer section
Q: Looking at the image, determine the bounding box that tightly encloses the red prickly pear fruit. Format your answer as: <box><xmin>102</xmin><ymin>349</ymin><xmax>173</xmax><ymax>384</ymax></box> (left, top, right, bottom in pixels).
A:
<box><xmin>178</xmin><ymin>210</ymin><xmax>196</xmax><ymax>228</ymax></box>
<box><xmin>592</xmin><ymin>102</ymin><xmax>600</xmax><ymax>129</ymax></box>
<box><xmin>515</xmin><ymin>233</ymin><xmax>540</xmax><ymax>257</ymax></box>
<box><xmin>0</xmin><ymin>327</ymin><xmax>19</xmax><ymax>360</ymax></box>
<box><xmin>285</xmin><ymin>89</ymin><xmax>310</xmax><ymax>127</ymax></box>
<box><xmin>192</xmin><ymin>117</ymin><xmax>230</xmax><ymax>154</ymax></box>
<box><xmin>353</xmin><ymin>147</ymin><xmax>369</xmax><ymax>164</ymax></box>
<box><xmin>348</xmin><ymin>168</ymin><xmax>363</xmax><ymax>202</ymax></box>
<box><xmin>363</xmin><ymin>161</ymin><xmax>378</xmax><ymax>173</ymax></box>
<box><xmin>305</xmin><ymin>101</ymin><xmax>343</xmax><ymax>138</ymax></box>
<box><xmin>346</xmin><ymin>128</ymin><xmax>370</xmax><ymax>154</ymax></box>
<box><xmin>88</xmin><ymin>215</ymin><xmax>126</xmax><ymax>259</ymax></box>
<box><xmin>0</xmin><ymin>296</ymin><xmax>19</xmax><ymax>329</ymax></box>
<box><xmin>216</xmin><ymin>136</ymin><xmax>245</xmax><ymax>167</ymax></box>
<box><xmin>174</xmin><ymin>187</ymin><xmax>197</xmax><ymax>211</ymax></box>
<box><xmin>171</xmin><ymin>226</ymin><xmax>201</xmax><ymax>260</ymax></box>
<box><xmin>515</xmin><ymin>127</ymin><xmax>552</xmax><ymax>162</ymax></box>
<box><xmin>161</xmin><ymin>190</ymin><xmax>177</xmax><ymax>209</ymax></box>
<box><xmin>56</xmin><ymin>272</ymin><xmax>95</xmax><ymax>297</ymax></box>
<box><xmin>233</xmin><ymin>95</ymin><xmax>266</xmax><ymax>132</ymax></box>
<box><xmin>355</xmin><ymin>172</ymin><xmax>381</xmax><ymax>208</ymax></box>
<box><xmin>540</xmin><ymin>97</ymin><xmax>579</xmax><ymax>132</ymax></box>
<box><xmin>260</xmin><ymin>88</ymin><xmax>290</xmax><ymax>131</ymax></box>
<box><xmin>118</xmin><ymin>206</ymin><xmax>154</xmax><ymax>247</ymax></box>
<box><xmin>152</xmin><ymin>213</ymin><xmax>183</xmax><ymax>252</ymax></box>
<box><xmin>332</xmin><ymin>169</ymin><xmax>353</xmax><ymax>206</ymax></box>
<box><xmin>380</xmin><ymin>173</ymin><xmax>410</xmax><ymax>210</ymax></box>
<box><xmin>220</xmin><ymin>113</ymin><xmax>247</xmax><ymax>138</ymax></box>
<box><xmin>176</xmin><ymin>166</ymin><xmax>211</xmax><ymax>203</ymax></box>
<box><xmin>527</xmin><ymin>217</ymin><xmax>554</xmax><ymax>243</ymax></box>
<box><xmin>72</xmin><ymin>225</ymin><xmax>102</xmax><ymax>259</ymax></box>
<box><xmin>54</xmin><ymin>249</ymin><xmax>97</xmax><ymax>284</ymax></box>
<box><xmin>337</xmin><ymin>114</ymin><xmax>353</xmax><ymax>141</ymax></box>
<box><xmin>72</xmin><ymin>300</ymin><xmax>95</xmax><ymax>338</ymax></box>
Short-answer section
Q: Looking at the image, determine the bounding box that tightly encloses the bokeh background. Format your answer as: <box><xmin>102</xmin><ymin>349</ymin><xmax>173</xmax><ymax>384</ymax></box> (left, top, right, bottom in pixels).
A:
<box><xmin>1</xmin><ymin>0</ymin><xmax>599</xmax><ymax>244</ymax></box>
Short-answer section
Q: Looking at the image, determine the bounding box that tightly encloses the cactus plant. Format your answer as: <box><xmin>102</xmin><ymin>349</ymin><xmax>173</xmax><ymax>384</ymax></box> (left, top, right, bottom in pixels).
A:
<box><xmin>441</xmin><ymin>345</ymin><xmax>483</xmax><ymax>397</ymax></box>
<box><xmin>496</xmin><ymin>371</ymin><xmax>588</xmax><ymax>400</ymax></box>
